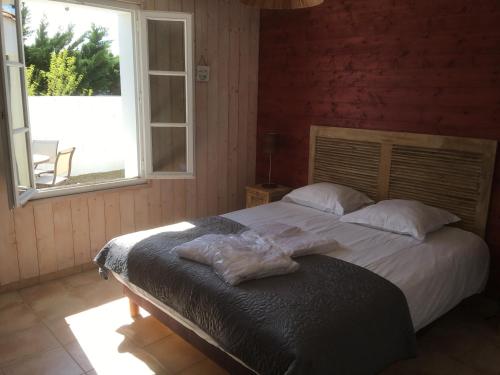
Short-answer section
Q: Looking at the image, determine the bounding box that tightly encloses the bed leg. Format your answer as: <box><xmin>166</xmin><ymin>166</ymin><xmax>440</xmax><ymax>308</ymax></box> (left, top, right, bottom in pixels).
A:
<box><xmin>129</xmin><ymin>299</ymin><xmax>140</xmax><ymax>318</ymax></box>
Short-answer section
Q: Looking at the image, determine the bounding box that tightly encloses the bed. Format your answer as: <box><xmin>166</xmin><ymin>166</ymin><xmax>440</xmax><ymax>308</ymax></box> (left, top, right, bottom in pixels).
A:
<box><xmin>96</xmin><ymin>126</ymin><xmax>497</xmax><ymax>375</ymax></box>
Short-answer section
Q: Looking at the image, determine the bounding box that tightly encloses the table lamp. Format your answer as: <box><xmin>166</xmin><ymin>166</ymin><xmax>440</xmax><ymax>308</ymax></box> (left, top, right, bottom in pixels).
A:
<box><xmin>262</xmin><ymin>132</ymin><xmax>278</xmax><ymax>188</ymax></box>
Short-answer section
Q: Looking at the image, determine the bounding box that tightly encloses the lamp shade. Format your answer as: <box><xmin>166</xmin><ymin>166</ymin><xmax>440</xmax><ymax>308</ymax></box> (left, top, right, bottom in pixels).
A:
<box><xmin>241</xmin><ymin>0</ymin><xmax>323</xmax><ymax>9</ymax></box>
<box><xmin>262</xmin><ymin>132</ymin><xmax>279</xmax><ymax>154</ymax></box>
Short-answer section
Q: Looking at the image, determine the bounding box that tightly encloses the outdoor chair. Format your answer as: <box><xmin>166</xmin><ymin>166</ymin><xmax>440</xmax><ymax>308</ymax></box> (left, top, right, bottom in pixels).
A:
<box><xmin>35</xmin><ymin>147</ymin><xmax>76</xmax><ymax>188</ymax></box>
<box><xmin>32</xmin><ymin>139</ymin><xmax>59</xmax><ymax>175</ymax></box>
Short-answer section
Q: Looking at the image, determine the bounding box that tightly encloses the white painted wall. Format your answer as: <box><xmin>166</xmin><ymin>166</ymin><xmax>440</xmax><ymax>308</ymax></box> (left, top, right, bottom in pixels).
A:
<box><xmin>28</xmin><ymin>96</ymin><xmax>136</xmax><ymax>176</ymax></box>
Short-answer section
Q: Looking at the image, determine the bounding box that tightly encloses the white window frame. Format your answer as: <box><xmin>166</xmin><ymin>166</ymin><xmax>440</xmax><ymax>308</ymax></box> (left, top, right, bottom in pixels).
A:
<box><xmin>0</xmin><ymin>0</ymin><xmax>36</xmax><ymax>206</ymax></box>
<box><xmin>140</xmin><ymin>11</ymin><xmax>195</xmax><ymax>179</ymax></box>
<box><xmin>29</xmin><ymin>0</ymin><xmax>149</xmax><ymax>201</ymax></box>
<box><xmin>1</xmin><ymin>1</ymin><xmax>196</xmax><ymax>205</ymax></box>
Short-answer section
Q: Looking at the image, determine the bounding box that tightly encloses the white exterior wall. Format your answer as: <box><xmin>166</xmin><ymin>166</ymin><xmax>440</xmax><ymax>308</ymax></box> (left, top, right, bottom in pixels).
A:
<box><xmin>28</xmin><ymin>96</ymin><xmax>134</xmax><ymax>176</ymax></box>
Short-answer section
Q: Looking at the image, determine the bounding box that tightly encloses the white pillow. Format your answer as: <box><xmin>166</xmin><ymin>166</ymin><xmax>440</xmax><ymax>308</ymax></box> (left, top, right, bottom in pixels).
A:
<box><xmin>282</xmin><ymin>182</ymin><xmax>373</xmax><ymax>216</ymax></box>
<box><xmin>340</xmin><ymin>199</ymin><xmax>460</xmax><ymax>241</ymax></box>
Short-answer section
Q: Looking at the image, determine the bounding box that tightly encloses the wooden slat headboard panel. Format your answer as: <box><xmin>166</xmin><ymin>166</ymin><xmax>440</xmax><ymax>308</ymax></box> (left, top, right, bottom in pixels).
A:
<box><xmin>309</xmin><ymin>126</ymin><xmax>497</xmax><ymax>237</ymax></box>
<box><xmin>314</xmin><ymin>137</ymin><xmax>381</xmax><ymax>200</ymax></box>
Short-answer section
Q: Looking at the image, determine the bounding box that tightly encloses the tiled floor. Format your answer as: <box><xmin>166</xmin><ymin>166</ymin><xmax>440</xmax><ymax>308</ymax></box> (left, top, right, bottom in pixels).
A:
<box><xmin>0</xmin><ymin>270</ymin><xmax>499</xmax><ymax>375</ymax></box>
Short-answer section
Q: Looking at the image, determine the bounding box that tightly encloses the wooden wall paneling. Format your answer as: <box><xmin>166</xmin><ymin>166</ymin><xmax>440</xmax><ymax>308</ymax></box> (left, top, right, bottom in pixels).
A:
<box><xmin>33</xmin><ymin>203</ymin><xmax>57</xmax><ymax>275</ymax></box>
<box><xmin>237</xmin><ymin>4</ymin><xmax>250</xmax><ymax>209</ymax></box>
<box><xmin>173</xmin><ymin>180</ymin><xmax>187</xmax><ymax>222</ymax></box>
<box><xmin>104</xmin><ymin>192</ymin><xmax>121</xmax><ymax>241</ymax></box>
<box><xmin>148</xmin><ymin>180</ymin><xmax>162</xmax><ymax>227</ymax></box>
<box><xmin>216</xmin><ymin>0</ymin><xmax>230</xmax><ymax>215</ymax></box>
<box><xmin>0</xmin><ymin>1</ymin><xmax>260</xmax><ymax>288</ymax></box>
<box><xmin>70</xmin><ymin>197</ymin><xmax>91</xmax><ymax>266</ymax></box>
<box><xmin>142</xmin><ymin>0</ymin><xmax>154</xmax><ymax>10</ymax></box>
<box><xmin>88</xmin><ymin>194</ymin><xmax>106</xmax><ymax>258</ymax></box>
<box><xmin>119</xmin><ymin>191</ymin><xmax>136</xmax><ymax>234</ymax></box>
<box><xmin>205</xmin><ymin>1</ymin><xmax>219</xmax><ymax>216</ymax></box>
<box><xmin>194</xmin><ymin>0</ymin><xmax>209</xmax><ymax>217</ymax></box>
<box><xmin>134</xmin><ymin>189</ymin><xmax>150</xmax><ymax>231</ymax></box>
<box><xmin>53</xmin><ymin>201</ymin><xmax>75</xmax><ymax>270</ymax></box>
<box><xmin>182</xmin><ymin>0</ymin><xmax>197</xmax><ymax>220</ymax></box>
<box><xmin>159</xmin><ymin>180</ymin><xmax>174</xmax><ymax>224</ymax></box>
<box><xmin>13</xmin><ymin>205</ymin><xmax>39</xmax><ymax>279</ymax></box>
<box><xmin>168</xmin><ymin>0</ymin><xmax>182</xmax><ymax>10</ymax></box>
<box><xmin>181</xmin><ymin>0</ymin><xmax>194</xmax><ymax>13</ymax></box>
<box><xmin>227</xmin><ymin>0</ymin><xmax>240</xmax><ymax>212</ymax></box>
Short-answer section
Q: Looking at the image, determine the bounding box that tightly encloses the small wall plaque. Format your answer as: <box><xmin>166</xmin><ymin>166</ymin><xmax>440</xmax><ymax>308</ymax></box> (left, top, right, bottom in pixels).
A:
<box><xmin>196</xmin><ymin>65</ymin><xmax>210</xmax><ymax>82</ymax></box>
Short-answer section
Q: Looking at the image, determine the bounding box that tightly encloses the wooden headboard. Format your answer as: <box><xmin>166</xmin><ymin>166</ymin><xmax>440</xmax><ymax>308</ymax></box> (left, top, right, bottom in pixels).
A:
<box><xmin>309</xmin><ymin>126</ymin><xmax>497</xmax><ymax>237</ymax></box>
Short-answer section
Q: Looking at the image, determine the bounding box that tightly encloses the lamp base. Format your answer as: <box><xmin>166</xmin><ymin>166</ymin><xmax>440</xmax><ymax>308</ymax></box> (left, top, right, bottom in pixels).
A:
<box><xmin>262</xmin><ymin>183</ymin><xmax>278</xmax><ymax>189</ymax></box>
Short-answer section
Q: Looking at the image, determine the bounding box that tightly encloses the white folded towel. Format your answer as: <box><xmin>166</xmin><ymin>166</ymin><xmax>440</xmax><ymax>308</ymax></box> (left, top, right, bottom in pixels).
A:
<box><xmin>212</xmin><ymin>247</ymin><xmax>299</xmax><ymax>286</ymax></box>
<box><xmin>173</xmin><ymin>233</ymin><xmax>298</xmax><ymax>285</ymax></box>
<box><xmin>172</xmin><ymin>223</ymin><xmax>336</xmax><ymax>285</ymax></box>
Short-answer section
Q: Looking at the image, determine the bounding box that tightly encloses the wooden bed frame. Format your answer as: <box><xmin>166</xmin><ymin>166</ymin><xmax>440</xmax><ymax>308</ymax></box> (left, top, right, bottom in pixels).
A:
<box><xmin>124</xmin><ymin>286</ymin><xmax>255</xmax><ymax>374</ymax></box>
<box><xmin>124</xmin><ymin>126</ymin><xmax>497</xmax><ymax>374</ymax></box>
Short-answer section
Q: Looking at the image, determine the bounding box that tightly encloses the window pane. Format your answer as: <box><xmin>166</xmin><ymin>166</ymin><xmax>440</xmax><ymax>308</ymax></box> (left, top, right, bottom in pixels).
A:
<box><xmin>13</xmin><ymin>132</ymin><xmax>31</xmax><ymax>189</ymax></box>
<box><xmin>150</xmin><ymin>75</ymin><xmax>186</xmax><ymax>123</ymax></box>
<box><xmin>151</xmin><ymin>127</ymin><xmax>186</xmax><ymax>172</ymax></box>
<box><xmin>1</xmin><ymin>0</ymin><xmax>20</xmax><ymax>62</ymax></box>
<box><xmin>6</xmin><ymin>66</ymin><xmax>25</xmax><ymax>129</ymax></box>
<box><xmin>148</xmin><ymin>20</ymin><xmax>185</xmax><ymax>72</ymax></box>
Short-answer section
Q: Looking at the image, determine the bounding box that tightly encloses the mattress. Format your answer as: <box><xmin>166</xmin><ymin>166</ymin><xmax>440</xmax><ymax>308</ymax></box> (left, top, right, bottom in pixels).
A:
<box><xmin>224</xmin><ymin>201</ymin><xmax>490</xmax><ymax>331</ymax></box>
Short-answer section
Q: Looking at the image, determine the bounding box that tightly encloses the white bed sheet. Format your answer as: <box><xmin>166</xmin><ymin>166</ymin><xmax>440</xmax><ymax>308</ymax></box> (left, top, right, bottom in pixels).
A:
<box><xmin>224</xmin><ymin>201</ymin><xmax>490</xmax><ymax>331</ymax></box>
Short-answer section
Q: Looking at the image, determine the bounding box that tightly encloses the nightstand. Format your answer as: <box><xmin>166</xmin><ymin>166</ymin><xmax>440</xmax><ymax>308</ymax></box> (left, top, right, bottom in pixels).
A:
<box><xmin>246</xmin><ymin>184</ymin><xmax>292</xmax><ymax>208</ymax></box>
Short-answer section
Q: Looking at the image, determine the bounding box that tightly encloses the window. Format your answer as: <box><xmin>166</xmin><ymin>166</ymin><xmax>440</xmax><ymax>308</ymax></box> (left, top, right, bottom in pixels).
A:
<box><xmin>0</xmin><ymin>0</ymin><xmax>35</xmax><ymax>206</ymax></box>
<box><xmin>0</xmin><ymin>0</ymin><xmax>194</xmax><ymax>206</ymax></box>
<box><xmin>142</xmin><ymin>11</ymin><xmax>194</xmax><ymax>177</ymax></box>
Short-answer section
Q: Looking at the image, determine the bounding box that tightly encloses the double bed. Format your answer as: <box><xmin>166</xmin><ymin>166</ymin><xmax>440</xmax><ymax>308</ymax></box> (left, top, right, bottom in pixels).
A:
<box><xmin>96</xmin><ymin>126</ymin><xmax>497</xmax><ymax>374</ymax></box>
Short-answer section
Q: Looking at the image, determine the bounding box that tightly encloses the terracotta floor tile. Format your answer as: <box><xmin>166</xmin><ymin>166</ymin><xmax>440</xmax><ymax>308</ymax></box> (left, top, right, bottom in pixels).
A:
<box><xmin>18</xmin><ymin>281</ymin><xmax>67</xmax><ymax>304</ymax></box>
<box><xmin>65</xmin><ymin>341</ymin><xmax>94</xmax><ymax>373</ymax></box>
<box><xmin>44</xmin><ymin>318</ymin><xmax>78</xmax><ymax>345</ymax></box>
<box><xmin>144</xmin><ymin>335</ymin><xmax>205</xmax><ymax>374</ymax></box>
<box><xmin>116</xmin><ymin>315</ymin><xmax>173</xmax><ymax>347</ymax></box>
<box><xmin>60</xmin><ymin>298</ymin><xmax>167</xmax><ymax>375</ymax></box>
<box><xmin>177</xmin><ymin>359</ymin><xmax>229</xmax><ymax>375</ymax></box>
<box><xmin>0</xmin><ymin>304</ymin><xmax>40</xmax><ymax>336</ymax></box>
<box><xmin>70</xmin><ymin>281</ymin><xmax>123</xmax><ymax>309</ymax></box>
<box><xmin>0</xmin><ymin>292</ymin><xmax>23</xmax><ymax>311</ymax></box>
<box><xmin>384</xmin><ymin>350</ymin><xmax>483</xmax><ymax>375</ymax></box>
<box><xmin>19</xmin><ymin>282</ymin><xmax>88</xmax><ymax>322</ymax></box>
<box><xmin>457</xmin><ymin>340</ymin><xmax>500</xmax><ymax>374</ymax></box>
<box><xmin>2</xmin><ymin>275</ymin><xmax>500</xmax><ymax>375</ymax></box>
<box><xmin>34</xmin><ymin>294</ymin><xmax>89</xmax><ymax>322</ymax></box>
<box><xmin>417</xmin><ymin>324</ymin><xmax>484</xmax><ymax>359</ymax></box>
<box><xmin>61</xmin><ymin>271</ymin><xmax>101</xmax><ymax>289</ymax></box>
<box><xmin>0</xmin><ymin>324</ymin><xmax>60</xmax><ymax>365</ymax></box>
<box><xmin>72</xmin><ymin>345</ymin><xmax>167</xmax><ymax>375</ymax></box>
<box><xmin>2</xmin><ymin>348</ymin><xmax>83</xmax><ymax>375</ymax></box>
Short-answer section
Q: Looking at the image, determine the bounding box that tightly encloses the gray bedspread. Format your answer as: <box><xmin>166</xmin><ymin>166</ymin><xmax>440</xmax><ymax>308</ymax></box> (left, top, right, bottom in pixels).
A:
<box><xmin>95</xmin><ymin>216</ymin><xmax>416</xmax><ymax>375</ymax></box>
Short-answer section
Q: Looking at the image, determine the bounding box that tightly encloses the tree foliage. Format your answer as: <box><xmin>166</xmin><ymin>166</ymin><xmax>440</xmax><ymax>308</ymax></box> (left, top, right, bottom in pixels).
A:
<box><xmin>22</xmin><ymin>4</ymin><xmax>120</xmax><ymax>96</ymax></box>
<box><xmin>25</xmin><ymin>65</ymin><xmax>39</xmax><ymax>95</ymax></box>
<box><xmin>44</xmin><ymin>50</ymin><xmax>83</xmax><ymax>96</ymax></box>
<box><xmin>77</xmin><ymin>25</ymin><xmax>120</xmax><ymax>95</ymax></box>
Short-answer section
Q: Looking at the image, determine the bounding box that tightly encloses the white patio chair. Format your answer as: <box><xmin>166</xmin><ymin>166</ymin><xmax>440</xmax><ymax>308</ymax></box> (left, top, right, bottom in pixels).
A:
<box><xmin>36</xmin><ymin>147</ymin><xmax>76</xmax><ymax>188</ymax></box>
<box><xmin>32</xmin><ymin>139</ymin><xmax>59</xmax><ymax>175</ymax></box>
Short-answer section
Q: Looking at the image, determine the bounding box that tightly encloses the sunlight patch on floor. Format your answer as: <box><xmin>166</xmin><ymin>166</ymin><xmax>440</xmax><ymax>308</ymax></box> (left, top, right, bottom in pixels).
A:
<box><xmin>65</xmin><ymin>297</ymin><xmax>160</xmax><ymax>375</ymax></box>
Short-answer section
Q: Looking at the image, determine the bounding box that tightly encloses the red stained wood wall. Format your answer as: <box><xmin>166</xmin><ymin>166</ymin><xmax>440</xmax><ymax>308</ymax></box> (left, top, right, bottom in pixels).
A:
<box><xmin>256</xmin><ymin>0</ymin><xmax>500</xmax><ymax>289</ymax></box>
